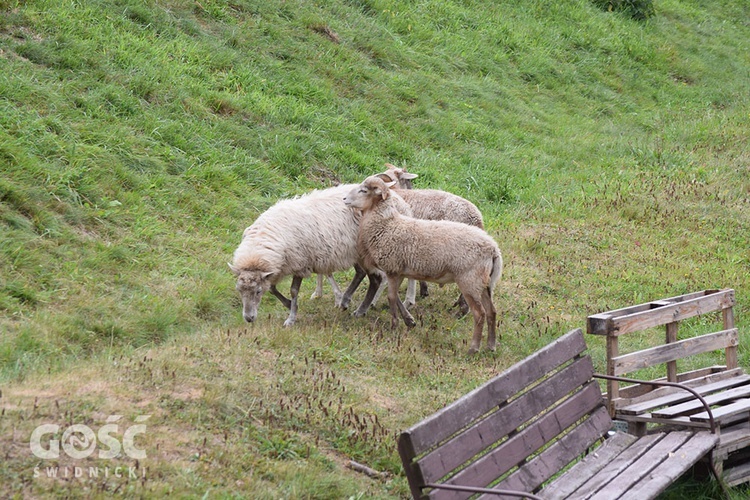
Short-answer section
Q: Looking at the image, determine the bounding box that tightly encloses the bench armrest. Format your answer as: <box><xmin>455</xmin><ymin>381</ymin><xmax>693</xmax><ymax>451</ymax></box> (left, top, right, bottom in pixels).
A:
<box><xmin>423</xmin><ymin>483</ymin><xmax>544</xmax><ymax>499</ymax></box>
<box><xmin>593</xmin><ymin>373</ymin><xmax>718</xmax><ymax>434</ymax></box>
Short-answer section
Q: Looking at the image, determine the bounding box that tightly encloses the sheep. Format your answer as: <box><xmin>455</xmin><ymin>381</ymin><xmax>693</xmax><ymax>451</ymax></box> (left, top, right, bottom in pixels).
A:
<box><xmin>229</xmin><ymin>184</ymin><xmax>384</xmax><ymax>326</ymax></box>
<box><xmin>343</xmin><ymin>175</ymin><xmax>502</xmax><ymax>354</ymax></box>
<box><xmin>377</xmin><ymin>164</ymin><xmax>484</xmax><ymax>313</ymax></box>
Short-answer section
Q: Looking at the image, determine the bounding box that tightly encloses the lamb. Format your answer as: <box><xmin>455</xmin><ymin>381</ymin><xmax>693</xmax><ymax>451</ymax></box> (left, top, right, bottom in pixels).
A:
<box><xmin>343</xmin><ymin>176</ymin><xmax>502</xmax><ymax>354</ymax></box>
<box><xmin>377</xmin><ymin>164</ymin><xmax>484</xmax><ymax>312</ymax></box>
<box><xmin>229</xmin><ymin>184</ymin><xmax>384</xmax><ymax>326</ymax></box>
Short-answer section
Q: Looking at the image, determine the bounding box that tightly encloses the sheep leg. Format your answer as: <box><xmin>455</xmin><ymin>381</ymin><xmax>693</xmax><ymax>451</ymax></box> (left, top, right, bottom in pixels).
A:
<box><xmin>370</xmin><ymin>278</ymin><xmax>386</xmax><ymax>307</ymax></box>
<box><xmin>311</xmin><ymin>274</ymin><xmax>324</xmax><ymax>299</ymax></box>
<box><xmin>453</xmin><ymin>293</ymin><xmax>469</xmax><ymax>318</ymax></box>
<box><xmin>481</xmin><ymin>287</ymin><xmax>497</xmax><ymax>351</ymax></box>
<box><xmin>310</xmin><ymin>274</ymin><xmax>344</xmax><ymax>305</ymax></box>
<box><xmin>404</xmin><ymin>279</ymin><xmax>417</xmax><ymax>309</ymax></box>
<box><xmin>419</xmin><ymin>281</ymin><xmax>429</xmax><ymax>298</ymax></box>
<box><xmin>386</xmin><ymin>275</ymin><xmax>416</xmax><ymax>329</ymax></box>
<box><xmin>270</xmin><ymin>285</ymin><xmax>292</xmax><ymax>310</ymax></box>
<box><xmin>340</xmin><ymin>264</ymin><xmax>367</xmax><ymax>310</ymax></box>
<box><xmin>283</xmin><ymin>275</ymin><xmax>302</xmax><ymax>327</ymax></box>
<box><xmin>326</xmin><ymin>275</ymin><xmax>344</xmax><ymax>306</ymax></box>
<box><xmin>353</xmin><ymin>270</ymin><xmax>383</xmax><ymax>317</ymax></box>
<box><xmin>463</xmin><ymin>292</ymin><xmax>486</xmax><ymax>355</ymax></box>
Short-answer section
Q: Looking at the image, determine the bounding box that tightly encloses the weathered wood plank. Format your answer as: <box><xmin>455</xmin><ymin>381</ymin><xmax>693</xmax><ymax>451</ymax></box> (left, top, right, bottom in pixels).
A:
<box><xmin>612</xmin><ymin>329</ymin><xmax>738</xmax><ymax>376</ymax></box>
<box><xmin>606</xmin><ymin>334</ymin><xmax>619</xmax><ymax>415</ymax></box>
<box><xmin>725</xmin><ymin>306</ymin><xmax>738</xmax><ymax>369</ymax></box>
<box><xmin>432</xmin><ymin>382</ymin><xmax>606</xmax><ymax>499</ymax></box>
<box><xmin>565</xmin><ymin>433</ymin><xmax>664</xmax><ymax>499</ymax></box>
<box><xmin>616</xmin><ymin>413</ymin><xmax>711</xmax><ymax>429</ymax></box>
<box><xmin>612</xmin><ymin>366</ymin><xmax>738</xmax><ymax>402</ymax></box>
<box><xmin>544</xmin><ymin>431</ymin><xmax>637</xmax><ymax>500</ymax></box>
<box><xmin>713</xmin><ymin>421</ymin><xmax>750</xmax><ymax>460</ymax></box>
<box><xmin>724</xmin><ymin>458</ymin><xmax>750</xmax><ymax>487</ymax></box>
<box><xmin>490</xmin><ymin>407</ymin><xmax>613</xmax><ymax>497</ymax></box>
<box><xmin>618</xmin><ymin>431</ymin><xmax>718</xmax><ymax>500</ymax></box>
<box><xmin>652</xmin><ymin>383</ymin><xmax>750</xmax><ymax>418</ymax></box>
<box><xmin>690</xmin><ymin>398</ymin><xmax>750</xmax><ymax>423</ymax></box>
<box><xmin>666</xmin><ymin>321</ymin><xmax>678</xmax><ymax>382</ymax></box>
<box><xmin>589</xmin><ymin>289</ymin><xmax>734</xmax><ymax>337</ymax></box>
<box><xmin>618</xmin><ymin>373</ymin><xmax>750</xmax><ymax>416</ymax></box>
<box><xmin>587</xmin><ymin>431</ymin><xmax>693</xmax><ymax>500</ymax></box>
<box><xmin>416</xmin><ymin>356</ymin><xmax>595</xmax><ymax>484</ymax></box>
<box><xmin>403</xmin><ymin>329</ymin><xmax>587</xmax><ymax>457</ymax></box>
<box><xmin>586</xmin><ymin>290</ymin><xmax>729</xmax><ymax>336</ymax></box>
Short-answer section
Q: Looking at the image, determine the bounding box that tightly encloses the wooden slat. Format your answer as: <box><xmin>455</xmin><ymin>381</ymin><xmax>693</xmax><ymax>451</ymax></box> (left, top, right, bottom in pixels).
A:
<box><xmin>401</xmin><ymin>329</ymin><xmax>587</xmax><ymax>458</ymax></box>
<box><xmin>613</xmin><ymin>366</ymin><xmax>737</xmax><ymax>401</ymax></box>
<box><xmin>618</xmin><ymin>431</ymin><xmax>718</xmax><ymax>500</ymax></box>
<box><xmin>587</xmin><ymin>289</ymin><xmax>729</xmax><ymax>336</ymax></box>
<box><xmin>490</xmin><ymin>407</ymin><xmax>613</xmax><ymax>496</ymax></box>
<box><xmin>652</xmin><ymin>383</ymin><xmax>750</xmax><ymax>418</ymax></box>
<box><xmin>612</xmin><ymin>329</ymin><xmax>738</xmax><ymax>376</ymax></box>
<box><xmin>544</xmin><ymin>431</ymin><xmax>638</xmax><ymax>500</ymax></box>
<box><xmin>690</xmin><ymin>399</ymin><xmax>750</xmax><ymax>423</ymax></box>
<box><xmin>666</xmin><ymin>321</ymin><xmax>678</xmax><ymax>382</ymax></box>
<box><xmin>717</xmin><ymin>421</ymin><xmax>750</xmax><ymax>459</ymax></box>
<box><xmin>725</xmin><ymin>460</ymin><xmax>750</xmax><ymax>488</ymax></box>
<box><xmin>564</xmin><ymin>432</ymin><xmax>664</xmax><ymax>499</ymax></box>
<box><xmin>588</xmin><ymin>289</ymin><xmax>734</xmax><ymax>337</ymax></box>
<box><xmin>724</xmin><ymin>306</ymin><xmax>738</xmax><ymax>369</ymax></box>
<box><xmin>618</xmin><ymin>373</ymin><xmax>750</xmax><ymax>416</ymax></box>
<box><xmin>416</xmin><ymin>356</ymin><xmax>595</xmax><ymax>484</ymax></box>
<box><xmin>586</xmin><ymin>432</ymin><xmax>694</xmax><ymax>500</ymax></box>
<box><xmin>616</xmin><ymin>413</ymin><xmax>710</xmax><ymax>429</ymax></box>
<box><xmin>431</xmin><ymin>382</ymin><xmax>607</xmax><ymax>499</ymax></box>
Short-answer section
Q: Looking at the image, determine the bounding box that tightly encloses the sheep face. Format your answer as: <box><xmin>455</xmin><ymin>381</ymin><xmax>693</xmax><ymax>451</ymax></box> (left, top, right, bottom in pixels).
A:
<box><xmin>381</xmin><ymin>164</ymin><xmax>418</xmax><ymax>189</ymax></box>
<box><xmin>234</xmin><ymin>270</ymin><xmax>272</xmax><ymax>322</ymax></box>
<box><xmin>343</xmin><ymin>176</ymin><xmax>395</xmax><ymax>211</ymax></box>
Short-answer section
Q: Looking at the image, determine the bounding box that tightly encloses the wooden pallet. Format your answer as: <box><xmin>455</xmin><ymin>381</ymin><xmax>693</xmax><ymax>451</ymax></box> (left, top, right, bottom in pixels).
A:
<box><xmin>588</xmin><ymin>289</ymin><xmax>750</xmax><ymax>486</ymax></box>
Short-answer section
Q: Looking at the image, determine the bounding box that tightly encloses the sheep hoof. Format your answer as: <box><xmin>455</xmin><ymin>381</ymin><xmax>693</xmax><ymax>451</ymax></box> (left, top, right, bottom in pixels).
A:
<box><xmin>310</xmin><ymin>292</ymin><xmax>321</xmax><ymax>300</ymax></box>
<box><xmin>404</xmin><ymin>318</ymin><xmax>416</xmax><ymax>329</ymax></box>
<box><xmin>352</xmin><ymin>308</ymin><xmax>367</xmax><ymax>317</ymax></box>
<box><xmin>486</xmin><ymin>343</ymin><xmax>496</xmax><ymax>352</ymax></box>
<box><xmin>467</xmin><ymin>346</ymin><xmax>480</xmax><ymax>355</ymax></box>
<box><xmin>283</xmin><ymin>318</ymin><xmax>296</xmax><ymax>327</ymax></box>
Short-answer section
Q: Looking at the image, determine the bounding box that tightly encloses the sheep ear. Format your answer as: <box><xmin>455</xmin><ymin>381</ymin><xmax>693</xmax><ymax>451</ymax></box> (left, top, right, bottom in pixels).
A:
<box><xmin>261</xmin><ymin>271</ymin><xmax>274</xmax><ymax>281</ymax></box>
<box><xmin>401</xmin><ymin>172</ymin><xmax>418</xmax><ymax>180</ymax></box>
<box><xmin>379</xmin><ymin>180</ymin><xmax>397</xmax><ymax>199</ymax></box>
<box><xmin>228</xmin><ymin>263</ymin><xmax>240</xmax><ymax>276</ymax></box>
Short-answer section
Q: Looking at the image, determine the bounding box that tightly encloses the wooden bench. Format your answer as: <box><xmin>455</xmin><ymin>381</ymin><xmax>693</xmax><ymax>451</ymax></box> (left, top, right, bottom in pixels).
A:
<box><xmin>587</xmin><ymin>288</ymin><xmax>750</xmax><ymax>486</ymax></box>
<box><xmin>398</xmin><ymin>328</ymin><xmax>721</xmax><ymax>499</ymax></box>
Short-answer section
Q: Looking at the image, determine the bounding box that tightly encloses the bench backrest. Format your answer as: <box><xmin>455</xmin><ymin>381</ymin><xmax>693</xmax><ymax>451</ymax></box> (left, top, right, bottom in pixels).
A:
<box><xmin>586</xmin><ymin>289</ymin><xmax>737</xmax><ymax>411</ymax></box>
<box><xmin>398</xmin><ymin>329</ymin><xmax>612</xmax><ymax>499</ymax></box>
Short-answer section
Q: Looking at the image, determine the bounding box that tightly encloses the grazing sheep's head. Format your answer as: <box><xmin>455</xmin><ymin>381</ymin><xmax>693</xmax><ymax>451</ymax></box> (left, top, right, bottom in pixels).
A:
<box><xmin>380</xmin><ymin>163</ymin><xmax>418</xmax><ymax>189</ymax></box>
<box><xmin>228</xmin><ymin>264</ymin><xmax>273</xmax><ymax>322</ymax></box>
<box><xmin>344</xmin><ymin>175</ymin><xmax>396</xmax><ymax>211</ymax></box>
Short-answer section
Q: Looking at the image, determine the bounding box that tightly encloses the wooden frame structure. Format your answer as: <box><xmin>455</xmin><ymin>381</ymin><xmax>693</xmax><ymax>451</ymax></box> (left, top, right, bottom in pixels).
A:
<box><xmin>587</xmin><ymin>289</ymin><xmax>750</xmax><ymax>486</ymax></box>
<box><xmin>398</xmin><ymin>328</ymin><xmax>721</xmax><ymax>499</ymax></box>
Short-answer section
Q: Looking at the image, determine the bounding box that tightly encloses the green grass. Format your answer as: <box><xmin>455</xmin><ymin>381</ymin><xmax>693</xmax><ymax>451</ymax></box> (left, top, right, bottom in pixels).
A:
<box><xmin>1</xmin><ymin>0</ymin><xmax>750</xmax><ymax>497</ymax></box>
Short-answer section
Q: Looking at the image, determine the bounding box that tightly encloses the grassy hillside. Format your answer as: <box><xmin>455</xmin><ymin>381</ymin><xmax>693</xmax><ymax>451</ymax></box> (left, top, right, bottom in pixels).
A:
<box><xmin>1</xmin><ymin>0</ymin><xmax>749</xmax><ymax>497</ymax></box>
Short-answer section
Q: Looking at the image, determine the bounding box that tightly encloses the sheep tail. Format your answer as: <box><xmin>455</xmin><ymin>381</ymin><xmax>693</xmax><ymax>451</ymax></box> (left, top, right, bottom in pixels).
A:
<box><xmin>488</xmin><ymin>249</ymin><xmax>503</xmax><ymax>297</ymax></box>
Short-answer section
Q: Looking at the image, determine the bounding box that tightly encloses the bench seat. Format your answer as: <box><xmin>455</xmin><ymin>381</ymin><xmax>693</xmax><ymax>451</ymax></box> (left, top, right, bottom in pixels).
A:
<box><xmin>398</xmin><ymin>329</ymin><xmax>720</xmax><ymax>499</ymax></box>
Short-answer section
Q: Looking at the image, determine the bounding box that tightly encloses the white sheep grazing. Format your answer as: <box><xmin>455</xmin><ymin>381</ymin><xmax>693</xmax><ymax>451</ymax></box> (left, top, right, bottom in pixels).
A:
<box><xmin>343</xmin><ymin>176</ymin><xmax>502</xmax><ymax>354</ymax></box>
<box><xmin>229</xmin><ymin>184</ymin><xmax>383</xmax><ymax>326</ymax></box>
<box><xmin>377</xmin><ymin>164</ymin><xmax>484</xmax><ymax>312</ymax></box>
